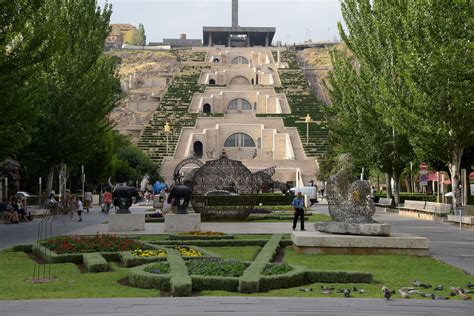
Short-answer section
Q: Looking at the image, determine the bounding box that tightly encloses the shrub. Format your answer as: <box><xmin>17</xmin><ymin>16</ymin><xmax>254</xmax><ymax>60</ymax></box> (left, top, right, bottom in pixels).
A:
<box><xmin>83</xmin><ymin>253</ymin><xmax>109</xmax><ymax>272</ymax></box>
<box><xmin>256</xmin><ymin>194</ymin><xmax>292</xmax><ymax>205</ymax></box>
<box><xmin>170</xmin><ymin>232</ymin><xmax>234</xmax><ymax>240</ymax></box>
<box><xmin>262</xmin><ymin>263</ymin><xmax>293</xmax><ymax>276</ymax></box>
<box><xmin>128</xmin><ymin>263</ymin><xmax>171</xmax><ymax>290</ymax></box>
<box><xmin>191</xmin><ymin>275</ymin><xmax>239</xmax><ymax>292</ymax></box>
<box><xmin>120</xmin><ymin>251</ymin><xmax>167</xmax><ymax>268</ymax></box>
<box><xmin>150</xmin><ymin>239</ymin><xmax>270</xmax><ymax>247</ymax></box>
<box><xmin>168</xmin><ymin>249</ymin><xmax>192</xmax><ymax>296</ymax></box>
<box><xmin>187</xmin><ymin>258</ymin><xmax>249</xmax><ymax>277</ymax></box>
<box><xmin>144</xmin><ymin>262</ymin><xmax>170</xmax><ymax>274</ymax></box>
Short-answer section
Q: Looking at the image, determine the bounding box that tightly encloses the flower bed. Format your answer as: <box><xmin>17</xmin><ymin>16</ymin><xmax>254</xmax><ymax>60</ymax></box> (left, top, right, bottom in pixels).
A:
<box><xmin>44</xmin><ymin>235</ymin><xmax>143</xmax><ymax>254</ymax></box>
<box><xmin>144</xmin><ymin>263</ymin><xmax>170</xmax><ymax>275</ymax></box>
<box><xmin>132</xmin><ymin>249</ymin><xmax>166</xmax><ymax>257</ymax></box>
<box><xmin>175</xmin><ymin>246</ymin><xmax>202</xmax><ymax>257</ymax></box>
<box><xmin>262</xmin><ymin>263</ymin><xmax>293</xmax><ymax>275</ymax></box>
<box><xmin>187</xmin><ymin>258</ymin><xmax>249</xmax><ymax>277</ymax></box>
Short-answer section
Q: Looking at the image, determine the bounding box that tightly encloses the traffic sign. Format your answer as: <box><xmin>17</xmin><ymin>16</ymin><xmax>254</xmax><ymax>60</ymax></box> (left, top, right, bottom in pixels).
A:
<box><xmin>420</xmin><ymin>163</ymin><xmax>428</xmax><ymax>170</ymax></box>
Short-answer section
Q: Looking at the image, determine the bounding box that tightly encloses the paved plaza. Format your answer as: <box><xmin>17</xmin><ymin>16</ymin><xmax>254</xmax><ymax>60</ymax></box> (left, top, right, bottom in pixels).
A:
<box><xmin>0</xmin><ymin>297</ymin><xmax>472</xmax><ymax>316</ymax></box>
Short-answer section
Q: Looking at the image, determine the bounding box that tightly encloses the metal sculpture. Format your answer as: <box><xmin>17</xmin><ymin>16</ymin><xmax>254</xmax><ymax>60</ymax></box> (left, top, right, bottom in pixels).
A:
<box><xmin>173</xmin><ymin>157</ymin><xmax>204</xmax><ymax>184</ymax></box>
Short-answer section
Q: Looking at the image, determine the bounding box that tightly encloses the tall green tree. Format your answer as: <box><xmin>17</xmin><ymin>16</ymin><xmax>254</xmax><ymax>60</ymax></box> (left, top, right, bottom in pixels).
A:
<box><xmin>19</xmin><ymin>0</ymin><xmax>120</xmax><ymax>192</ymax></box>
<box><xmin>0</xmin><ymin>0</ymin><xmax>49</xmax><ymax>161</ymax></box>
<box><xmin>327</xmin><ymin>1</ymin><xmax>414</xmax><ymax>204</ymax></box>
<box><xmin>395</xmin><ymin>1</ymin><xmax>474</xmax><ymax>206</ymax></box>
<box><xmin>130</xmin><ymin>23</ymin><xmax>146</xmax><ymax>46</ymax></box>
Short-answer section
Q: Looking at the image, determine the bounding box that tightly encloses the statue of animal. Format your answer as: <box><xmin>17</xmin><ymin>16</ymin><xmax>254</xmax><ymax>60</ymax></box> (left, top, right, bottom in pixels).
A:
<box><xmin>108</xmin><ymin>177</ymin><xmax>140</xmax><ymax>214</ymax></box>
<box><xmin>167</xmin><ymin>185</ymin><xmax>192</xmax><ymax>214</ymax></box>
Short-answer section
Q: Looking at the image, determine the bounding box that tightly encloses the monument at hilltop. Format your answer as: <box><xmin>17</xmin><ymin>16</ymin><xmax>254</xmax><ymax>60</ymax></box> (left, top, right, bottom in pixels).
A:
<box><xmin>203</xmin><ymin>0</ymin><xmax>276</xmax><ymax>47</ymax></box>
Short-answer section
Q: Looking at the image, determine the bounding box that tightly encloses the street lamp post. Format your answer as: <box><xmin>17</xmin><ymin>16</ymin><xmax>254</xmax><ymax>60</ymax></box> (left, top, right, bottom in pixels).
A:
<box><xmin>305</xmin><ymin>114</ymin><xmax>311</xmax><ymax>145</ymax></box>
<box><xmin>81</xmin><ymin>165</ymin><xmax>85</xmax><ymax>201</ymax></box>
<box><xmin>164</xmin><ymin>122</ymin><xmax>171</xmax><ymax>156</ymax></box>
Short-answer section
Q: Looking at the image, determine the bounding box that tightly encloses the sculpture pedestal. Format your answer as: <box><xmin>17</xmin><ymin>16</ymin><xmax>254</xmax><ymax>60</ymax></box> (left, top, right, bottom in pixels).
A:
<box><xmin>165</xmin><ymin>214</ymin><xmax>201</xmax><ymax>233</ymax></box>
<box><xmin>291</xmin><ymin>231</ymin><xmax>429</xmax><ymax>256</ymax></box>
<box><xmin>314</xmin><ymin>222</ymin><xmax>391</xmax><ymax>236</ymax></box>
<box><xmin>108</xmin><ymin>214</ymin><xmax>145</xmax><ymax>232</ymax></box>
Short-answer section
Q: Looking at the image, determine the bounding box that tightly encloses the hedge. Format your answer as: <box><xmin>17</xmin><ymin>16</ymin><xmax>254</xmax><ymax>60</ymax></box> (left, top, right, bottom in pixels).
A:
<box><xmin>191</xmin><ymin>275</ymin><xmax>239</xmax><ymax>292</ymax></box>
<box><xmin>11</xmin><ymin>244</ymin><xmax>33</xmax><ymax>253</ymax></box>
<box><xmin>128</xmin><ymin>263</ymin><xmax>171</xmax><ymax>290</ymax></box>
<box><xmin>259</xmin><ymin>265</ymin><xmax>307</xmax><ymax>291</ymax></box>
<box><xmin>238</xmin><ymin>234</ymin><xmax>283</xmax><ymax>293</ymax></box>
<box><xmin>167</xmin><ymin>249</ymin><xmax>192</xmax><ymax>296</ymax></box>
<box><xmin>169</xmin><ymin>233</ymin><xmax>234</xmax><ymax>240</ymax></box>
<box><xmin>150</xmin><ymin>239</ymin><xmax>270</xmax><ymax>247</ymax></box>
<box><xmin>256</xmin><ymin>194</ymin><xmax>293</xmax><ymax>206</ymax></box>
<box><xmin>32</xmin><ymin>244</ymin><xmax>83</xmax><ymax>264</ymax></box>
<box><xmin>375</xmin><ymin>193</ymin><xmax>436</xmax><ymax>203</ymax></box>
<box><xmin>83</xmin><ymin>253</ymin><xmax>109</xmax><ymax>272</ymax></box>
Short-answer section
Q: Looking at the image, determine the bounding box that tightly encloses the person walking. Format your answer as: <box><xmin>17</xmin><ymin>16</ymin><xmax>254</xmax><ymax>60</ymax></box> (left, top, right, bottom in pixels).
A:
<box><xmin>84</xmin><ymin>190</ymin><xmax>93</xmax><ymax>213</ymax></box>
<box><xmin>291</xmin><ymin>191</ymin><xmax>306</xmax><ymax>231</ymax></box>
<box><xmin>103</xmin><ymin>189</ymin><xmax>113</xmax><ymax>214</ymax></box>
<box><xmin>77</xmin><ymin>197</ymin><xmax>84</xmax><ymax>222</ymax></box>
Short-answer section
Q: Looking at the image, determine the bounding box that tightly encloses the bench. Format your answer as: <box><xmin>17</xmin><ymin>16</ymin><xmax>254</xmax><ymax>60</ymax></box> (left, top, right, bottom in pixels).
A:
<box><xmin>398</xmin><ymin>200</ymin><xmax>452</xmax><ymax>221</ymax></box>
<box><xmin>375</xmin><ymin>198</ymin><xmax>393</xmax><ymax>207</ymax></box>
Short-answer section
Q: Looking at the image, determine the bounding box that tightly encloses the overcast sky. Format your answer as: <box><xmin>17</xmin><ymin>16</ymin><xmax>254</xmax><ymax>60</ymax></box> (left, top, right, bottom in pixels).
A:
<box><xmin>97</xmin><ymin>0</ymin><xmax>343</xmax><ymax>44</ymax></box>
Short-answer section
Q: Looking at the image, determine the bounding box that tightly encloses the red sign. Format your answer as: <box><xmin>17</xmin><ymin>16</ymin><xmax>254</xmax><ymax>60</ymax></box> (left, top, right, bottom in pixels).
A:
<box><xmin>420</xmin><ymin>163</ymin><xmax>428</xmax><ymax>170</ymax></box>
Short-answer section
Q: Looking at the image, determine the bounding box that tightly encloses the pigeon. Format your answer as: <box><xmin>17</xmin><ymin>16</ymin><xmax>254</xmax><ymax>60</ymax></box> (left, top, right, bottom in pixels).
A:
<box><xmin>342</xmin><ymin>288</ymin><xmax>351</xmax><ymax>298</ymax></box>
<box><xmin>434</xmin><ymin>285</ymin><xmax>444</xmax><ymax>291</ymax></box>
<box><xmin>454</xmin><ymin>288</ymin><xmax>472</xmax><ymax>300</ymax></box>
<box><xmin>321</xmin><ymin>289</ymin><xmax>333</xmax><ymax>295</ymax></box>
<box><xmin>411</xmin><ymin>280</ymin><xmax>421</xmax><ymax>287</ymax></box>
<box><xmin>382</xmin><ymin>286</ymin><xmax>392</xmax><ymax>300</ymax></box>
<box><xmin>399</xmin><ymin>289</ymin><xmax>410</xmax><ymax>299</ymax></box>
<box><xmin>420</xmin><ymin>284</ymin><xmax>432</xmax><ymax>289</ymax></box>
<box><xmin>359</xmin><ymin>289</ymin><xmax>366</xmax><ymax>294</ymax></box>
<box><xmin>449</xmin><ymin>291</ymin><xmax>457</xmax><ymax>297</ymax></box>
<box><xmin>321</xmin><ymin>286</ymin><xmax>335</xmax><ymax>291</ymax></box>
<box><xmin>433</xmin><ymin>296</ymin><xmax>449</xmax><ymax>300</ymax></box>
<box><xmin>299</xmin><ymin>288</ymin><xmax>313</xmax><ymax>292</ymax></box>
<box><xmin>352</xmin><ymin>287</ymin><xmax>358</xmax><ymax>292</ymax></box>
<box><xmin>466</xmin><ymin>282</ymin><xmax>474</xmax><ymax>289</ymax></box>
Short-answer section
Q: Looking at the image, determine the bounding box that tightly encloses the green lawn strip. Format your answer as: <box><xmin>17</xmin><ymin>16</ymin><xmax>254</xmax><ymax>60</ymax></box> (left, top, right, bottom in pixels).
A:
<box><xmin>204</xmin><ymin>246</ymin><xmax>262</xmax><ymax>261</ymax></box>
<box><xmin>0</xmin><ymin>251</ymin><xmax>157</xmax><ymax>300</ymax></box>
<box><xmin>282</xmin><ymin>247</ymin><xmax>474</xmax><ymax>299</ymax></box>
<box><xmin>238</xmin><ymin>234</ymin><xmax>283</xmax><ymax>293</ymax></box>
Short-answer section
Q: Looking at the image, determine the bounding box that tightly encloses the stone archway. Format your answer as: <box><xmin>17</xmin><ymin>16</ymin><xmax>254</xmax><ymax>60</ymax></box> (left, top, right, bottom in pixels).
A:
<box><xmin>193</xmin><ymin>141</ymin><xmax>203</xmax><ymax>158</ymax></box>
<box><xmin>209</xmin><ymin>79</ymin><xmax>216</xmax><ymax>85</ymax></box>
<box><xmin>229</xmin><ymin>75</ymin><xmax>251</xmax><ymax>86</ymax></box>
<box><xmin>203</xmin><ymin>103</ymin><xmax>211</xmax><ymax>113</ymax></box>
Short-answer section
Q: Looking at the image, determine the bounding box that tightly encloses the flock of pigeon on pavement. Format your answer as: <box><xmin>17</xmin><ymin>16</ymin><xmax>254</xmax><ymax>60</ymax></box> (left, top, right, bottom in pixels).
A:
<box><xmin>298</xmin><ymin>281</ymin><xmax>474</xmax><ymax>300</ymax></box>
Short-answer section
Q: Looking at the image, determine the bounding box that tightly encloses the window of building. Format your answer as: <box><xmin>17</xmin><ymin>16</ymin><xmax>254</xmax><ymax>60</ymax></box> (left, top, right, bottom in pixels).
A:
<box><xmin>224</xmin><ymin>133</ymin><xmax>256</xmax><ymax>148</ymax></box>
<box><xmin>231</xmin><ymin>56</ymin><xmax>249</xmax><ymax>64</ymax></box>
<box><xmin>227</xmin><ymin>98</ymin><xmax>252</xmax><ymax>111</ymax></box>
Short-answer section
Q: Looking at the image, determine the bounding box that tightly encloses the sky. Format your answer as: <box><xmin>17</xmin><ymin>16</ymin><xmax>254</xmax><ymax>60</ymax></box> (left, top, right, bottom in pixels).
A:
<box><xmin>97</xmin><ymin>0</ymin><xmax>343</xmax><ymax>44</ymax></box>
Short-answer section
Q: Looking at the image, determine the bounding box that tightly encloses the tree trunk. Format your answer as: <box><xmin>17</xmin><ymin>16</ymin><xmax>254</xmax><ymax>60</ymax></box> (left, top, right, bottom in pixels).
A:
<box><xmin>385</xmin><ymin>173</ymin><xmax>392</xmax><ymax>199</ymax></box>
<box><xmin>405</xmin><ymin>177</ymin><xmax>412</xmax><ymax>193</ymax></box>
<box><xmin>46</xmin><ymin>166</ymin><xmax>55</xmax><ymax>194</ymax></box>
<box><xmin>448</xmin><ymin>146</ymin><xmax>464</xmax><ymax>207</ymax></box>
<box><xmin>392</xmin><ymin>171</ymin><xmax>401</xmax><ymax>206</ymax></box>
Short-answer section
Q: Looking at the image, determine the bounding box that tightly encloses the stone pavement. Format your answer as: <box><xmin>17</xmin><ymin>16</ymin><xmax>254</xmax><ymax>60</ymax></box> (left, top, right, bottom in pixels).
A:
<box><xmin>0</xmin><ymin>297</ymin><xmax>472</xmax><ymax>316</ymax></box>
<box><xmin>1</xmin><ymin>203</ymin><xmax>473</xmax><ymax>274</ymax></box>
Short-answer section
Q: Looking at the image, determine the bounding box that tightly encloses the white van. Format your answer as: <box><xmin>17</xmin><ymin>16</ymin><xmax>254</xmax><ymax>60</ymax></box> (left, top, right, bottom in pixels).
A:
<box><xmin>290</xmin><ymin>186</ymin><xmax>318</xmax><ymax>206</ymax></box>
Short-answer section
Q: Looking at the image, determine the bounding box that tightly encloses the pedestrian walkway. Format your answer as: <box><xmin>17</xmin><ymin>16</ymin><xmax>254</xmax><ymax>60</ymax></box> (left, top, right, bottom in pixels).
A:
<box><xmin>0</xmin><ymin>297</ymin><xmax>472</xmax><ymax>316</ymax></box>
<box><xmin>1</xmin><ymin>203</ymin><xmax>473</xmax><ymax>275</ymax></box>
